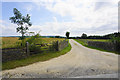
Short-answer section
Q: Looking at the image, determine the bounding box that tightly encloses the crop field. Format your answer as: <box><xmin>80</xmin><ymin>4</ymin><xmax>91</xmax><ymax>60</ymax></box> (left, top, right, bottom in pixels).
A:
<box><xmin>2</xmin><ymin>37</ymin><xmax>65</xmax><ymax>49</ymax></box>
<box><xmin>2</xmin><ymin>37</ymin><xmax>20</xmax><ymax>49</ymax></box>
<box><xmin>41</xmin><ymin>38</ymin><xmax>65</xmax><ymax>43</ymax></box>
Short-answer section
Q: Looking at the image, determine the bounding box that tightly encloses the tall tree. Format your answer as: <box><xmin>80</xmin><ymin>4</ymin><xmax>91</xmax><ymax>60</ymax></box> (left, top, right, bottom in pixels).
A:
<box><xmin>81</xmin><ymin>33</ymin><xmax>87</xmax><ymax>39</ymax></box>
<box><xmin>66</xmin><ymin>32</ymin><xmax>70</xmax><ymax>39</ymax></box>
<box><xmin>9</xmin><ymin>8</ymin><xmax>32</xmax><ymax>39</ymax></box>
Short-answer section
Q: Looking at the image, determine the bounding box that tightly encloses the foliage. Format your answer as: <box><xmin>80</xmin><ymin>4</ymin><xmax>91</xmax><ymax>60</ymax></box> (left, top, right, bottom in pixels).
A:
<box><xmin>110</xmin><ymin>32</ymin><xmax>120</xmax><ymax>43</ymax></box>
<box><xmin>110</xmin><ymin>33</ymin><xmax>120</xmax><ymax>53</ymax></box>
<box><xmin>66</xmin><ymin>32</ymin><xmax>70</xmax><ymax>39</ymax></box>
<box><xmin>26</xmin><ymin>33</ymin><xmax>41</xmax><ymax>44</ymax></box>
<box><xmin>86</xmin><ymin>32</ymin><xmax>120</xmax><ymax>39</ymax></box>
<box><xmin>9</xmin><ymin>8</ymin><xmax>32</xmax><ymax>40</ymax></box>
<box><xmin>55</xmin><ymin>36</ymin><xmax>60</xmax><ymax>38</ymax></box>
<box><xmin>68</xmin><ymin>32</ymin><xmax>120</xmax><ymax>39</ymax></box>
<box><xmin>19</xmin><ymin>36</ymin><xmax>26</xmax><ymax>40</ymax></box>
<box><xmin>81</xmin><ymin>33</ymin><xmax>87</xmax><ymax>39</ymax></box>
<box><xmin>26</xmin><ymin>33</ymin><xmax>42</xmax><ymax>52</ymax></box>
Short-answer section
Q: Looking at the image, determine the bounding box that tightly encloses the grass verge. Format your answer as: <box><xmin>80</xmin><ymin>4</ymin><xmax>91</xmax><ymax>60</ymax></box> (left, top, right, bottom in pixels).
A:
<box><xmin>2</xmin><ymin>43</ymin><xmax>71</xmax><ymax>70</ymax></box>
<box><xmin>74</xmin><ymin>39</ymin><xmax>119</xmax><ymax>54</ymax></box>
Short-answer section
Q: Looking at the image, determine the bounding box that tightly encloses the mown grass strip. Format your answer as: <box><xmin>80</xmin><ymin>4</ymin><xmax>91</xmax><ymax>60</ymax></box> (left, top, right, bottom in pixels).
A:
<box><xmin>2</xmin><ymin>43</ymin><xmax>71</xmax><ymax>70</ymax></box>
<box><xmin>74</xmin><ymin>39</ymin><xmax>119</xmax><ymax>54</ymax></box>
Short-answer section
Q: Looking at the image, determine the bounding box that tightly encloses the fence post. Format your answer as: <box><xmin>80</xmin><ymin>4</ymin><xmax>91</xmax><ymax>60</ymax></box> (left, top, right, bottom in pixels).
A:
<box><xmin>26</xmin><ymin>42</ymin><xmax>30</xmax><ymax>56</ymax></box>
<box><xmin>56</xmin><ymin>41</ymin><xmax>59</xmax><ymax>51</ymax></box>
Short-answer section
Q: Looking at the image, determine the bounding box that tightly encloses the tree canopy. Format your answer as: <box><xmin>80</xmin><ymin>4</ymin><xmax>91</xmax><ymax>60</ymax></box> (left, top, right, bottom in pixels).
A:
<box><xmin>81</xmin><ymin>33</ymin><xmax>87</xmax><ymax>39</ymax></box>
<box><xmin>9</xmin><ymin>8</ymin><xmax>32</xmax><ymax>39</ymax></box>
<box><xmin>66</xmin><ymin>32</ymin><xmax>70</xmax><ymax>39</ymax></box>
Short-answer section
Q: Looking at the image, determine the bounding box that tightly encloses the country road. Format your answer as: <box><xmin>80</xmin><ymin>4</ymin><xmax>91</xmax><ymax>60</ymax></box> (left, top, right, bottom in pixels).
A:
<box><xmin>2</xmin><ymin>39</ymin><xmax>118</xmax><ymax>78</ymax></box>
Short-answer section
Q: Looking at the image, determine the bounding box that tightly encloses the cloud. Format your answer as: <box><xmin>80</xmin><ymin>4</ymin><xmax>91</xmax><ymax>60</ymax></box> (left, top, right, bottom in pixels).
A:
<box><xmin>30</xmin><ymin>21</ymin><xmax>118</xmax><ymax>36</ymax></box>
<box><xmin>53</xmin><ymin>16</ymin><xmax>57</xmax><ymax>22</ymax></box>
<box><xmin>31</xmin><ymin>0</ymin><xmax>118</xmax><ymax>36</ymax></box>
<box><xmin>1</xmin><ymin>0</ymin><xmax>119</xmax><ymax>36</ymax></box>
<box><xmin>22</xmin><ymin>3</ymin><xmax>34</xmax><ymax>13</ymax></box>
<box><xmin>94</xmin><ymin>2</ymin><xmax>113</xmax><ymax>11</ymax></box>
<box><xmin>1</xmin><ymin>20</ymin><xmax>21</xmax><ymax>36</ymax></box>
<box><xmin>33</xmin><ymin>0</ymin><xmax>118</xmax><ymax>23</ymax></box>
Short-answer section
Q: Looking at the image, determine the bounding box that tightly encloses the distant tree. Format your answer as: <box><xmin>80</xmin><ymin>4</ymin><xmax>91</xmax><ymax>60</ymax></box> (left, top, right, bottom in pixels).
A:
<box><xmin>9</xmin><ymin>8</ymin><xmax>32</xmax><ymax>40</ymax></box>
<box><xmin>55</xmin><ymin>36</ymin><xmax>60</xmax><ymax>38</ymax></box>
<box><xmin>66</xmin><ymin>32</ymin><xmax>70</xmax><ymax>39</ymax></box>
<box><xmin>81</xmin><ymin>33</ymin><xmax>87</xmax><ymax>39</ymax></box>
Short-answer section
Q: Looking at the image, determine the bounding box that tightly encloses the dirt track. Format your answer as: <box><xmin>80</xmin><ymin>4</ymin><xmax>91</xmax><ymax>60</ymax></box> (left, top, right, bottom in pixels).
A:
<box><xmin>2</xmin><ymin>39</ymin><xmax>118</xmax><ymax>78</ymax></box>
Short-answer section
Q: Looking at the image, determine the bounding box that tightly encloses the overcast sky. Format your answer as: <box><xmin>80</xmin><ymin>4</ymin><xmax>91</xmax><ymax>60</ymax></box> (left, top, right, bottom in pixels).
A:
<box><xmin>1</xmin><ymin>0</ymin><xmax>119</xmax><ymax>37</ymax></box>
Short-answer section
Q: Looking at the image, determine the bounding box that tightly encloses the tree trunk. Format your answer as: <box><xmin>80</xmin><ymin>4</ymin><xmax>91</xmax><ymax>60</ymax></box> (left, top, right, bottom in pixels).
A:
<box><xmin>22</xmin><ymin>32</ymin><xmax>23</xmax><ymax>38</ymax></box>
<box><xmin>21</xmin><ymin>26</ymin><xmax>24</xmax><ymax>39</ymax></box>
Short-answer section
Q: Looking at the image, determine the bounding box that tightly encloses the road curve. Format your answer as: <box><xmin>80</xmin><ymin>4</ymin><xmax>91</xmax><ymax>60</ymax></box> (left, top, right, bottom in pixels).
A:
<box><xmin>2</xmin><ymin>39</ymin><xmax>118</xmax><ymax>78</ymax></box>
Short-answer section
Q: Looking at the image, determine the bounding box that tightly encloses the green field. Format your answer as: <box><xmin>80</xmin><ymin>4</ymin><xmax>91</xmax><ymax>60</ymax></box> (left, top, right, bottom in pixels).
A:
<box><xmin>2</xmin><ymin>37</ymin><xmax>65</xmax><ymax>49</ymax></box>
<box><xmin>78</xmin><ymin>39</ymin><xmax>110</xmax><ymax>42</ymax></box>
<box><xmin>74</xmin><ymin>39</ymin><xmax>109</xmax><ymax>46</ymax></box>
<box><xmin>74</xmin><ymin>39</ymin><xmax>116</xmax><ymax>53</ymax></box>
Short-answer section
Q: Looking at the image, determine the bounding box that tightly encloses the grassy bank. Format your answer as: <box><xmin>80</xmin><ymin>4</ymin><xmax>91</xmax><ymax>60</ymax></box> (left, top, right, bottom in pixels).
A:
<box><xmin>81</xmin><ymin>39</ymin><xmax>110</xmax><ymax>42</ymax></box>
<box><xmin>74</xmin><ymin>39</ymin><xmax>117</xmax><ymax>54</ymax></box>
<box><xmin>2</xmin><ymin>42</ymin><xmax>71</xmax><ymax>70</ymax></box>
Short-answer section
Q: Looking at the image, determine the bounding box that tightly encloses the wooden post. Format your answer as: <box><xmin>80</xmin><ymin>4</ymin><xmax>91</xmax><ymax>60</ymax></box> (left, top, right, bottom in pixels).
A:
<box><xmin>26</xmin><ymin>42</ymin><xmax>30</xmax><ymax>56</ymax></box>
<box><xmin>56</xmin><ymin>41</ymin><xmax>59</xmax><ymax>51</ymax></box>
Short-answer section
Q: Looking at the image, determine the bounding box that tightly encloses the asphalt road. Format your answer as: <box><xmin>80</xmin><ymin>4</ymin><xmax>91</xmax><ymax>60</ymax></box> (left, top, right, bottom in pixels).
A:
<box><xmin>2</xmin><ymin>39</ymin><xmax>118</xmax><ymax>78</ymax></box>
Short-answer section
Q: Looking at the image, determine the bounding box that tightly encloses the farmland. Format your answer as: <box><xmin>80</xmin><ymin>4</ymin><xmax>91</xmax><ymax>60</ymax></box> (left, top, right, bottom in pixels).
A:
<box><xmin>2</xmin><ymin>37</ymin><xmax>65</xmax><ymax>49</ymax></box>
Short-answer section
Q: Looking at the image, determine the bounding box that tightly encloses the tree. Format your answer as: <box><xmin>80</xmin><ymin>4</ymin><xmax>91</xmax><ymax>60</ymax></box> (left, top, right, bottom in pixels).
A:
<box><xmin>9</xmin><ymin>8</ymin><xmax>32</xmax><ymax>40</ymax></box>
<box><xmin>81</xmin><ymin>33</ymin><xmax>87</xmax><ymax>39</ymax></box>
<box><xmin>55</xmin><ymin>36</ymin><xmax>60</xmax><ymax>38</ymax></box>
<box><xmin>66</xmin><ymin>32</ymin><xmax>70</xmax><ymax>39</ymax></box>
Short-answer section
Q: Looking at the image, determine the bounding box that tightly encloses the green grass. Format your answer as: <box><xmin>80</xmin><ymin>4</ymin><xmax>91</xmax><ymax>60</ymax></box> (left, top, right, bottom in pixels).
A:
<box><xmin>74</xmin><ymin>39</ymin><xmax>118</xmax><ymax>54</ymax></box>
<box><xmin>85</xmin><ymin>39</ymin><xmax>110</xmax><ymax>42</ymax></box>
<box><xmin>2</xmin><ymin>42</ymin><xmax>71</xmax><ymax>70</ymax></box>
<box><xmin>74</xmin><ymin>39</ymin><xmax>87</xmax><ymax>46</ymax></box>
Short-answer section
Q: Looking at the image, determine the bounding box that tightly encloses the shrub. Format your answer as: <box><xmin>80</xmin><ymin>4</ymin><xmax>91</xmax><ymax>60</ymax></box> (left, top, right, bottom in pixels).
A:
<box><xmin>26</xmin><ymin>33</ymin><xmax>42</xmax><ymax>53</ymax></box>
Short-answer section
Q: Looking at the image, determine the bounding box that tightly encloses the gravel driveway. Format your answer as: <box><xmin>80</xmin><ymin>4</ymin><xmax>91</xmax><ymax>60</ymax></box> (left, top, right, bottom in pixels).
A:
<box><xmin>2</xmin><ymin>39</ymin><xmax>118</xmax><ymax>78</ymax></box>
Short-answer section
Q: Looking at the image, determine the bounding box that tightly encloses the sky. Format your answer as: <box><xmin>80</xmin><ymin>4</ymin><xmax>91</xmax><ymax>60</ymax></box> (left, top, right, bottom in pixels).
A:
<box><xmin>1</xmin><ymin>0</ymin><xmax>119</xmax><ymax>37</ymax></box>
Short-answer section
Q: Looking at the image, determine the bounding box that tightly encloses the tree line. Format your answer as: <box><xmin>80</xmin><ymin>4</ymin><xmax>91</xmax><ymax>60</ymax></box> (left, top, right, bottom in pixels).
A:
<box><xmin>68</xmin><ymin>32</ymin><xmax>120</xmax><ymax>39</ymax></box>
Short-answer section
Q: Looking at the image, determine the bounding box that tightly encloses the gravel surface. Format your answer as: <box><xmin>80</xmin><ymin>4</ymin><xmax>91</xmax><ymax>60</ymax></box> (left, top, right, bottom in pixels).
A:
<box><xmin>71</xmin><ymin>73</ymin><xmax>118</xmax><ymax>78</ymax></box>
<box><xmin>2</xmin><ymin>39</ymin><xmax>118</xmax><ymax>78</ymax></box>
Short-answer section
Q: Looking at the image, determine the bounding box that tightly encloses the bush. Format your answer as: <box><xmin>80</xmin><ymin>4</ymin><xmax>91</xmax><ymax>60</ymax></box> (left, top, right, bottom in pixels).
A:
<box><xmin>19</xmin><ymin>36</ymin><xmax>26</xmax><ymax>40</ymax></box>
<box><xmin>15</xmin><ymin>38</ymin><xmax>26</xmax><ymax>48</ymax></box>
<box><xmin>29</xmin><ymin>44</ymin><xmax>41</xmax><ymax>53</ymax></box>
<box><xmin>26</xmin><ymin>33</ymin><xmax>42</xmax><ymax>53</ymax></box>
